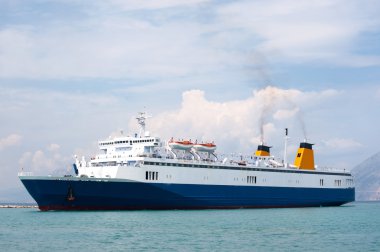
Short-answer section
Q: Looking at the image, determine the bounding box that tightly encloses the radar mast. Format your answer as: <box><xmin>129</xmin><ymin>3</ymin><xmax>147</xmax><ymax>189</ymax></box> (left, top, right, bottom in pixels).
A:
<box><xmin>136</xmin><ymin>111</ymin><xmax>151</xmax><ymax>137</ymax></box>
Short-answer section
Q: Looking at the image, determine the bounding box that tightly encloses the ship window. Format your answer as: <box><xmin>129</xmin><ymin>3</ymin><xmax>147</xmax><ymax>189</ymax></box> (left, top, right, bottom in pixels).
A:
<box><xmin>346</xmin><ymin>179</ymin><xmax>353</xmax><ymax>186</ymax></box>
<box><xmin>247</xmin><ymin>176</ymin><xmax>257</xmax><ymax>184</ymax></box>
<box><xmin>334</xmin><ymin>180</ymin><xmax>342</xmax><ymax>186</ymax></box>
<box><xmin>145</xmin><ymin>171</ymin><xmax>159</xmax><ymax>180</ymax></box>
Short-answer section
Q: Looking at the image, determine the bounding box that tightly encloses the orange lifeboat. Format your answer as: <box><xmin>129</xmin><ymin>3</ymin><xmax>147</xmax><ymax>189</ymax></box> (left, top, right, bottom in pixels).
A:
<box><xmin>168</xmin><ymin>138</ymin><xmax>194</xmax><ymax>150</ymax></box>
<box><xmin>193</xmin><ymin>142</ymin><xmax>217</xmax><ymax>152</ymax></box>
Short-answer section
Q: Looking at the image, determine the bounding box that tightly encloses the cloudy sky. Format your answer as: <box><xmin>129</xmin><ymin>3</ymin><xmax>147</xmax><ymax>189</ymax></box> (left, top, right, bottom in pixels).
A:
<box><xmin>1</xmin><ymin>0</ymin><xmax>380</xmax><ymax>202</ymax></box>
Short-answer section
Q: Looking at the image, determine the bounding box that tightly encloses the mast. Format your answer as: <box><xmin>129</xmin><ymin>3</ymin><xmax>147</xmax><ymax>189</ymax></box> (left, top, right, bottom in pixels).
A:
<box><xmin>136</xmin><ymin>111</ymin><xmax>151</xmax><ymax>137</ymax></box>
<box><xmin>284</xmin><ymin>128</ymin><xmax>289</xmax><ymax>167</ymax></box>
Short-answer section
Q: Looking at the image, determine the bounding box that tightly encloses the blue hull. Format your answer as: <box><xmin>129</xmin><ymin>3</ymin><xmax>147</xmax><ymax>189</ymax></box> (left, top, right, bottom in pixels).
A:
<box><xmin>20</xmin><ymin>178</ymin><xmax>355</xmax><ymax>211</ymax></box>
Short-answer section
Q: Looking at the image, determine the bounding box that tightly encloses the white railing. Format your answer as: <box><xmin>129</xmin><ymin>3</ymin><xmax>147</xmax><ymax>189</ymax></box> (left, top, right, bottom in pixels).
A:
<box><xmin>18</xmin><ymin>171</ymin><xmax>33</xmax><ymax>176</ymax></box>
<box><xmin>317</xmin><ymin>166</ymin><xmax>350</xmax><ymax>174</ymax></box>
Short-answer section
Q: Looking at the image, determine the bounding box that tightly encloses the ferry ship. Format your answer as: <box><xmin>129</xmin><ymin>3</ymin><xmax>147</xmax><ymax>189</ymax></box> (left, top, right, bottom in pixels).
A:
<box><xmin>19</xmin><ymin>112</ymin><xmax>355</xmax><ymax>211</ymax></box>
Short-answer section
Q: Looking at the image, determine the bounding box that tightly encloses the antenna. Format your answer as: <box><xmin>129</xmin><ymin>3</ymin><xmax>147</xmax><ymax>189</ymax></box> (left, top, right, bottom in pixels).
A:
<box><xmin>136</xmin><ymin>111</ymin><xmax>151</xmax><ymax>137</ymax></box>
<box><xmin>284</xmin><ymin>128</ymin><xmax>289</xmax><ymax>167</ymax></box>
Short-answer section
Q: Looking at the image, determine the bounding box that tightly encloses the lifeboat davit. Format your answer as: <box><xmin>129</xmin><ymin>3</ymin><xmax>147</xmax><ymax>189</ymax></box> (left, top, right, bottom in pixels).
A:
<box><xmin>168</xmin><ymin>139</ymin><xmax>194</xmax><ymax>150</ymax></box>
<box><xmin>193</xmin><ymin>142</ymin><xmax>217</xmax><ymax>153</ymax></box>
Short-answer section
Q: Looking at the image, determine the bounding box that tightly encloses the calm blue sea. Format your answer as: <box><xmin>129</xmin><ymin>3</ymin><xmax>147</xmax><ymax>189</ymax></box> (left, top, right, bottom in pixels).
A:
<box><xmin>0</xmin><ymin>202</ymin><xmax>379</xmax><ymax>251</ymax></box>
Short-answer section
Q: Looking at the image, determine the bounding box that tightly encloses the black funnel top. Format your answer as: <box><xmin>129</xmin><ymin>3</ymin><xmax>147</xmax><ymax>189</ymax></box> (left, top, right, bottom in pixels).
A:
<box><xmin>257</xmin><ymin>145</ymin><xmax>271</xmax><ymax>153</ymax></box>
<box><xmin>300</xmin><ymin>142</ymin><xmax>313</xmax><ymax>150</ymax></box>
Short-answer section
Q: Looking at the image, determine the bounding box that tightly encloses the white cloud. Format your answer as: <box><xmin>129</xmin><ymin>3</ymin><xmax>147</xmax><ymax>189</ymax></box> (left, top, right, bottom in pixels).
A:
<box><xmin>0</xmin><ymin>19</ymin><xmax>222</xmax><ymax>79</ymax></box>
<box><xmin>47</xmin><ymin>143</ymin><xmax>60</xmax><ymax>152</ymax></box>
<box><xmin>18</xmin><ymin>152</ymin><xmax>32</xmax><ymax>168</ymax></box>
<box><xmin>147</xmin><ymin>86</ymin><xmax>338</xmax><ymax>152</ymax></box>
<box><xmin>217</xmin><ymin>0</ymin><xmax>380</xmax><ymax>65</ymax></box>
<box><xmin>98</xmin><ymin>0</ymin><xmax>208</xmax><ymax>11</ymax></box>
<box><xmin>1</xmin><ymin>0</ymin><xmax>379</xmax><ymax>80</ymax></box>
<box><xmin>18</xmin><ymin>148</ymin><xmax>72</xmax><ymax>174</ymax></box>
<box><xmin>323</xmin><ymin>138</ymin><xmax>362</xmax><ymax>150</ymax></box>
<box><xmin>31</xmin><ymin>150</ymin><xmax>54</xmax><ymax>171</ymax></box>
<box><xmin>0</xmin><ymin>134</ymin><xmax>22</xmax><ymax>151</ymax></box>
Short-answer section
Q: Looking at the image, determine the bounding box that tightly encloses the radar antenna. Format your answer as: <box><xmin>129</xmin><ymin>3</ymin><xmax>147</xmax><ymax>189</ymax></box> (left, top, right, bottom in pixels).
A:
<box><xmin>136</xmin><ymin>111</ymin><xmax>151</xmax><ymax>137</ymax></box>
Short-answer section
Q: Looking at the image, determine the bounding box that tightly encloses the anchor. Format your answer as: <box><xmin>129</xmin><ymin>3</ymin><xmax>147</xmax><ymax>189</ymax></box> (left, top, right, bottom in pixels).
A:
<box><xmin>66</xmin><ymin>185</ymin><xmax>75</xmax><ymax>201</ymax></box>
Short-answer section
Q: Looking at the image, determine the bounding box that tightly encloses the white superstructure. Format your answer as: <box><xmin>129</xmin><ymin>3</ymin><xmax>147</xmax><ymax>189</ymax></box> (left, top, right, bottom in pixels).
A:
<box><xmin>74</xmin><ymin>112</ymin><xmax>354</xmax><ymax>190</ymax></box>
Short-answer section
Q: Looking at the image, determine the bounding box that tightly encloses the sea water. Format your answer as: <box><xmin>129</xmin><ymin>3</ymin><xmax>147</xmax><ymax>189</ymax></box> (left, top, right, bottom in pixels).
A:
<box><xmin>0</xmin><ymin>202</ymin><xmax>379</xmax><ymax>251</ymax></box>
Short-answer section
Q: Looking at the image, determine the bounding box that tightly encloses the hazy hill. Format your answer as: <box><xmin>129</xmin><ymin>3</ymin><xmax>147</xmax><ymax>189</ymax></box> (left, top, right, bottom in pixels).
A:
<box><xmin>352</xmin><ymin>151</ymin><xmax>380</xmax><ymax>201</ymax></box>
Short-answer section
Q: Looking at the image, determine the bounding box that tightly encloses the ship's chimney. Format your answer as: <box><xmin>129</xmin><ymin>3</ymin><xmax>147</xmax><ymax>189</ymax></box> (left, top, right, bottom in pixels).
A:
<box><xmin>255</xmin><ymin>144</ymin><xmax>271</xmax><ymax>157</ymax></box>
<box><xmin>294</xmin><ymin>142</ymin><xmax>315</xmax><ymax>170</ymax></box>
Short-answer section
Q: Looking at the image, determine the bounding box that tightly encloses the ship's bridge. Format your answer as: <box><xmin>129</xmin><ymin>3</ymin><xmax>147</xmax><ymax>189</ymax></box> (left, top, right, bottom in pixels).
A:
<box><xmin>94</xmin><ymin>112</ymin><xmax>162</xmax><ymax>159</ymax></box>
<box><xmin>98</xmin><ymin>136</ymin><xmax>161</xmax><ymax>156</ymax></box>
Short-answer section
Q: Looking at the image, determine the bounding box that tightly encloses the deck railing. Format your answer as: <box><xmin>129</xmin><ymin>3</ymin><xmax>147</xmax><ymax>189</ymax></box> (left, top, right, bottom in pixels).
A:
<box><xmin>18</xmin><ymin>171</ymin><xmax>33</xmax><ymax>176</ymax></box>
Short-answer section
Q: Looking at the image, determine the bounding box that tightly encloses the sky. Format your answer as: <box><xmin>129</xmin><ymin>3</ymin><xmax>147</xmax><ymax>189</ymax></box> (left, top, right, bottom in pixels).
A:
<box><xmin>1</xmin><ymin>0</ymin><xmax>380</xmax><ymax>202</ymax></box>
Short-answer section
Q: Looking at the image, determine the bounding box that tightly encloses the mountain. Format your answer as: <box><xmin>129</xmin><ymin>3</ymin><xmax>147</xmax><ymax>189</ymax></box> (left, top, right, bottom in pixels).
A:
<box><xmin>352</xmin><ymin>151</ymin><xmax>380</xmax><ymax>201</ymax></box>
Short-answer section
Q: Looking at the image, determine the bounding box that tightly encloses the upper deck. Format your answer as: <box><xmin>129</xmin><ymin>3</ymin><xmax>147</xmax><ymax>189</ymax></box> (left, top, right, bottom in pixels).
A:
<box><xmin>73</xmin><ymin>112</ymin><xmax>352</xmax><ymax>178</ymax></box>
